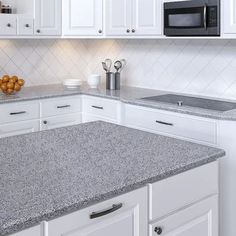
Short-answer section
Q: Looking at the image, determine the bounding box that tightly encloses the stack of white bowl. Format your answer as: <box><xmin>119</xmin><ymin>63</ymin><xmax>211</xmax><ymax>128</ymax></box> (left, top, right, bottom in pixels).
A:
<box><xmin>63</xmin><ymin>79</ymin><xmax>82</xmax><ymax>89</ymax></box>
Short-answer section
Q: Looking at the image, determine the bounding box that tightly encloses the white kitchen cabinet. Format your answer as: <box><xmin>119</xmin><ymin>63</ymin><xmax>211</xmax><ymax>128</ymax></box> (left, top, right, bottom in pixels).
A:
<box><xmin>18</xmin><ymin>17</ymin><xmax>34</xmax><ymax>35</ymax></box>
<box><xmin>63</xmin><ymin>0</ymin><xmax>103</xmax><ymax>36</ymax></box>
<box><xmin>0</xmin><ymin>120</ymin><xmax>39</xmax><ymax>138</ymax></box>
<box><xmin>106</xmin><ymin>0</ymin><xmax>162</xmax><ymax>36</ymax></box>
<box><xmin>47</xmin><ymin>187</ymin><xmax>148</xmax><ymax>236</ymax></box>
<box><xmin>223</xmin><ymin>0</ymin><xmax>236</xmax><ymax>34</ymax></box>
<box><xmin>82</xmin><ymin>96</ymin><xmax>119</xmax><ymax>123</ymax></box>
<box><xmin>124</xmin><ymin>104</ymin><xmax>217</xmax><ymax>145</ymax></box>
<box><xmin>106</xmin><ymin>0</ymin><xmax>132</xmax><ymax>36</ymax></box>
<box><xmin>41</xmin><ymin>113</ymin><xmax>81</xmax><ymax>130</ymax></box>
<box><xmin>0</xmin><ymin>15</ymin><xmax>17</xmax><ymax>35</ymax></box>
<box><xmin>132</xmin><ymin>0</ymin><xmax>162</xmax><ymax>35</ymax></box>
<box><xmin>35</xmin><ymin>0</ymin><xmax>62</xmax><ymax>35</ymax></box>
<box><xmin>11</xmin><ymin>225</ymin><xmax>41</xmax><ymax>236</ymax></box>
<box><xmin>149</xmin><ymin>195</ymin><xmax>218</xmax><ymax>236</ymax></box>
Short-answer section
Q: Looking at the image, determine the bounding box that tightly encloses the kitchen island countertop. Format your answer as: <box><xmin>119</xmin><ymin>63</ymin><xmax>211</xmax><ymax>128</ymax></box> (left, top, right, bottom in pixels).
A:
<box><xmin>0</xmin><ymin>121</ymin><xmax>225</xmax><ymax>235</ymax></box>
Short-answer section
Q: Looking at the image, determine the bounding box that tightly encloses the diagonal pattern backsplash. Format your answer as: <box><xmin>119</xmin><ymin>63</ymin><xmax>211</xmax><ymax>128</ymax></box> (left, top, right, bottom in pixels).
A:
<box><xmin>1</xmin><ymin>39</ymin><xmax>236</xmax><ymax>100</ymax></box>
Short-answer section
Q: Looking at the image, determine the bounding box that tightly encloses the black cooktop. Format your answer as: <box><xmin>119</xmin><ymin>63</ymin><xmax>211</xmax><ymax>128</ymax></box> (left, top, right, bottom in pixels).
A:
<box><xmin>141</xmin><ymin>94</ymin><xmax>236</xmax><ymax>112</ymax></box>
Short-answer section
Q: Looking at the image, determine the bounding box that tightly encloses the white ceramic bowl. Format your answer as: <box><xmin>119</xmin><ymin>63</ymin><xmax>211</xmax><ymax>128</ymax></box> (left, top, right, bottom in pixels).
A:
<box><xmin>87</xmin><ymin>74</ymin><xmax>101</xmax><ymax>88</ymax></box>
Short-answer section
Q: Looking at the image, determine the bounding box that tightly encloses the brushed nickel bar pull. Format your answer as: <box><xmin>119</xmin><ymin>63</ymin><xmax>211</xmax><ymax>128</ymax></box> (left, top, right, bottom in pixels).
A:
<box><xmin>57</xmin><ymin>105</ymin><xmax>71</xmax><ymax>109</ymax></box>
<box><xmin>10</xmin><ymin>111</ymin><xmax>26</xmax><ymax>115</ymax></box>
<box><xmin>156</xmin><ymin>120</ymin><xmax>174</xmax><ymax>126</ymax></box>
<box><xmin>90</xmin><ymin>203</ymin><xmax>123</xmax><ymax>219</ymax></box>
<box><xmin>91</xmin><ymin>105</ymin><xmax>104</xmax><ymax>110</ymax></box>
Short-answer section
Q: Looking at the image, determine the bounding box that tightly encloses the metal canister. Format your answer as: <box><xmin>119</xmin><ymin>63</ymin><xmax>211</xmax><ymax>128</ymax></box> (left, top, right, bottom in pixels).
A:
<box><xmin>115</xmin><ymin>72</ymin><xmax>120</xmax><ymax>90</ymax></box>
<box><xmin>106</xmin><ymin>72</ymin><xmax>116</xmax><ymax>90</ymax></box>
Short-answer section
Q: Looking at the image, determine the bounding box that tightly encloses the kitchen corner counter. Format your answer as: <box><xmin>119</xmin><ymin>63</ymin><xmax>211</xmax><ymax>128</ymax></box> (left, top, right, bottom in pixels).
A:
<box><xmin>1</xmin><ymin>84</ymin><xmax>236</xmax><ymax>121</ymax></box>
<box><xmin>0</xmin><ymin>121</ymin><xmax>225</xmax><ymax>236</ymax></box>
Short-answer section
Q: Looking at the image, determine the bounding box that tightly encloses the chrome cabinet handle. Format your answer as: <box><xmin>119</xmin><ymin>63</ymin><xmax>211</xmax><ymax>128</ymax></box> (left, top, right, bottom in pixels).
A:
<box><xmin>36</xmin><ymin>29</ymin><xmax>40</xmax><ymax>33</ymax></box>
<box><xmin>90</xmin><ymin>203</ymin><xmax>123</xmax><ymax>219</ymax></box>
<box><xmin>7</xmin><ymin>23</ymin><xmax>11</xmax><ymax>27</ymax></box>
<box><xmin>132</xmin><ymin>29</ymin><xmax>135</xmax><ymax>33</ymax></box>
<box><xmin>98</xmin><ymin>29</ymin><xmax>102</xmax><ymax>34</ymax></box>
<box><xmin>126</xmin><ymin>29</ymin><xmax>130</xmax><ymax>33</ymax></box>
<box><xmin>91</xmin><ymin>105</ymin><xmax>104</xmax><ymax>110</ymax></box>
<box><xmin>204</xmin><ymin>4</ymin><xmax>207</xmax><ymax>30</ymax></box>
<box><xmin>10</xmin><ymin>111</ymin><xmax>26</xmax><ymax>115</ymax></box>
<box><xmin>57</xmin><ymin>105</ymin><xmax>71</xmax><ymax>109</ymax></box>
<box><xmin>43</xmin><ymin>120</ymin><xmax>47</xmax><ymax>125</ymax></box>
<box><xmin>156</xmin><ymin>120</ymin><xmax>174</xmax><ymax>126</ymax></box>
<box><xmin>25</xmin><ymin>24</ymin><xmax>30</xmax><ymax>28</ymax></box>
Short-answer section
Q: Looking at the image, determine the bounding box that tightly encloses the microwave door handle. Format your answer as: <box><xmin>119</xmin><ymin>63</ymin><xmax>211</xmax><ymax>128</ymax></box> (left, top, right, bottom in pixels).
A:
<box><xmin>203</xmin><ymin>4</ymin><xmax>207</xmax><ymax>29</ymax></box>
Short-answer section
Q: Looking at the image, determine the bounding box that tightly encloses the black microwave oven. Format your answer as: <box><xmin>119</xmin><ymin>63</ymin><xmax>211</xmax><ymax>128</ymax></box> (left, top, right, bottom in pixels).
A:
<box><xmin>164</xmin><ymin>0</ymin><xmax>220</xmax><ymax>36</ymax></box>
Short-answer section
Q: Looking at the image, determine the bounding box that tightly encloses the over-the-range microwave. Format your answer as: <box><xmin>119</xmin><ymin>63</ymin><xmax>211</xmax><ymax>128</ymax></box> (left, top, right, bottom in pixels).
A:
<box><xmin>164</xmin><ymin>0</ymin><xmax>220</xmax><ymax>37</ymax></box>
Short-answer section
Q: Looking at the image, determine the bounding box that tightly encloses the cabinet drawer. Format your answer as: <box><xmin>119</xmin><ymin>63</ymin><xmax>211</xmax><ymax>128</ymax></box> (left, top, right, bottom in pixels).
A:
<box><xmin>124</xmin><ymin>105</ymin><xmax>217</xmax><ymax>144</ymax></box>
<box><xmin>149</xmin><ymin>162</ymin><xmax>218</xmax><ymax>221</ymax></box>
<box><xmin>0</xmin><ymin>16</ymin><xmax>17</xmax><ymax>35</ymax></box>
<box><xmin>82</xmin><ymin>96</ymin><xmax>119</xmax><ymax>120</ymax></box>
<box><xmin>41</xmin><ymin>113</ymin><xmax>81</xmax><ymax>131</ymax></box>
<box><xmin>11</xmin><ymin>225</ymin><xmax>41</xmax><ymax>236</ymax></box>
<box><xmin>47</xmin><ymin>187</ymin><xmax>148</xmax><ymax>236</ymax></box>
<box><xmin>0</xmin><ymin>120</ymin><xmax>39</xmax><ymax>138</ymax></box>
<box><xmin>18</xmin><ymin>17</ymin><xmax>34</xmax><ymax>35</ymax></box>
<box><xmin>149</xmin><ymin>195</ymin><xmax>218</xmax><ymax>236</ymax></box>
<box><xmin>41</xmin><ymin>96</ymin><xmax>81</xmax><ymax>117</ymax></box>
<box><xmin>0</xmin><ymin>102</ymin><xmax>39</xmax><ymax>124</ymax></box>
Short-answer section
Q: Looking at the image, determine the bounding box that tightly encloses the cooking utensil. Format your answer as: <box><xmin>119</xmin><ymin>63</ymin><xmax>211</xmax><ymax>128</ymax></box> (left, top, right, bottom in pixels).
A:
<box><xmin>102</xmin><ymin>62</ymin><xmax>108</xmax><ymax>72</ymax></box>
<box><xmin>114</xmin><ymin>60</ymin><xmax>122</xmax><ymax>72</ymax></box>
<box><xmin>105</xmin><ymin>59</ymin><xmax>112</xmax><ymax>72</ymax></box>
<box><xmin>120</xmin><ymin>59</ymin><xmax>127</xmax><ymax>72</ymax></box>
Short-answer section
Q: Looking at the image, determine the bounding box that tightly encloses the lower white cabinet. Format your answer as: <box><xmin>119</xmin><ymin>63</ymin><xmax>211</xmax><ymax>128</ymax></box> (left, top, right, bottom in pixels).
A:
<box><xmin>47</xmin><ymin>187</ymin><xmax>148</xmax><ymax>236</ymax></box>
<box><xmin>149</xmin><ymin>195</ymin><xmax>218</xmax><ymax>236</ymax></box>
<box><xmin>124</xmin><ymin>104</ymin><xmax>217</xmax><ymax>145</ymax></box>
<box><xmin>41</xmin><ymin>113</ymin><xmax>81</xmax><ymax>130</ymax></box>
<box><xmin>0</xmin><ymin>120</ymin><xmax>39</xmax><ymax>138</ymax></box>
<box><xmin>11</xmin><ymin>225</ymin><xmax>41</xmax><ymax>236</ymax></box>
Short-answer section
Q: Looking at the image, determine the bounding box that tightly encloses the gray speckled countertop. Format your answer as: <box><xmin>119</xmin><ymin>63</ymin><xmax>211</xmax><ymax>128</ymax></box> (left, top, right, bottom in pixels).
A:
<box><xmin>1</xmin><ymin>84</ymin><xmax>236</xmax><ymax>120</ymax></box>
<box><xmin>0</xmin><ymin>121</ymin><xmax>225</xmax><ymax>236</ymax></box>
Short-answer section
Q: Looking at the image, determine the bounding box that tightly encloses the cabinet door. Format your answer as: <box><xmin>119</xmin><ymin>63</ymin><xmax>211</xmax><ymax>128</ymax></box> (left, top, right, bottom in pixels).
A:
<box><xmin>48</xmin><ymin>187</ymin><xmax>147</xmax><ymax>236</ymax></box>
<box><xmin>35</xmin><ymin>0</ymin><xmax>62</xmax><ymax>35</ymax></box>
<box><xmin>63</xmin><ymin>0</ymin><xmax>103</xmax><ymax>36</ymax></box>
<box><xmin>149</xmin><ymin>195</ymin><xmax>218</xmax><ymax>236</ymax></box>
<box><xmin>132</xmin><ymin>0</ymin><xmax>162</xmax><ymax>35</ymax></box>
<box><xmin>106</xmin><ymin>0</ymin><xmax>132</xmax><ymax>36</ymax></box>
<box><xmin>41</xmin><ymin>113</ymin><xmax>81</xmax><ymax>131</ymax></box>
<box><xmin>0</xmin><ymin>15</ymin><xmax>17</xmax><ymax>35</ymax></box>
<box><xmin>224</xmin><ymin>0</ymin><xmax>236</xmax><ymax>34</ymax></box>
<box><xmin>0</xmin><ymin>120</ymin><xmax>39</xmax><ymax>138</ymax></box>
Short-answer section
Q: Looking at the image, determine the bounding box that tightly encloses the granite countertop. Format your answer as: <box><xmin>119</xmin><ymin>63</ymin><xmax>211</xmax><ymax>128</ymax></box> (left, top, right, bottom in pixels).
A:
<box><xmin>1</xmin><ymin>84</ymin><xmax>236</xmax><ymax>121</ymax></box>
<box><xmin>0</xmin><ymin>121</ymin><xmax>225</xmax><ymax>236</ymax></box>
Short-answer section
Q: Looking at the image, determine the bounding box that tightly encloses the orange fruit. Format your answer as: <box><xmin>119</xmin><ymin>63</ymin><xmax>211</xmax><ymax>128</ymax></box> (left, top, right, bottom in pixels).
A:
<box><xmin>17</xmin><ymin>79</ymin><xmax>25</xmax><ymax>86</ymax></box>
<box><xmin>1</xmin><ymin>83</ymin><xmax>7</xmax><ymax>92</ymax></box>
<box><xmin>7</xmin><ymin>82</ymin><xmax>14</xmax><ymax>89</ymax></box>
<box><xmin>11</xmin><ymin>75</ymin><xmax>18</xmax><ymax>82</ymax></box>
<box><xmin>2</xmin><ymin>75</ymin><xmax>10</xmax><ymax>83</ymax></box>
<box><xmin>6</xmin><ymin>88</ymin><xmax>14</xmax><ymax>94</ymax></box>
<box><xmin>14</xmin><ymin>83</ymin><xmax>21</xmax><ymax>91</ymax></box>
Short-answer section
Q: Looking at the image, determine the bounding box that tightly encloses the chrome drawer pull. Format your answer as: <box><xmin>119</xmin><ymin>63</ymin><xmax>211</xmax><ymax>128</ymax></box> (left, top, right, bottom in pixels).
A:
<box><xmin>10</xmin><ymin>111</ymin><xmax>26</xmax><ymax>115</ymax></box>
<box><xmin>90</xmin><ymin>203</ymin><xmax>123</xmax><ymax>219</ymax></box>
<box><xmin>91</xmin><ymin>105</ymin><xmax>104</xmax><ymax>110</ymax></box>
<box><xmin>57</xmin><ymin>105</ymin><xmax>71</xmax><ymax>109</ymax></box>
<box><xmin>156</xmin><ymin>120</ymin><xmax>174</xmax><ymax>126</ymax></box>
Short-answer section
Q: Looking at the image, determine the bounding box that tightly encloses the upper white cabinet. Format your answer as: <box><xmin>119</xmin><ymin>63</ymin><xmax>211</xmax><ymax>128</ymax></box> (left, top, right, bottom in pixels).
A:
<box><xmin>132</xmin><ymin>0</ymin><xmax>162</xmax><ymax>35</ymax></box>
<box><xmin>63</xmin><ymin>0</ymin><xmax>103</xmax><ymax>36</ymax></box>
<box><xmin>224</xmin><ymin>0</ymin><xmax>236</xmax><ymax>34</ymax></box>
<box><xmin>34</xmin><ymin>0</ymin><xmax>62</xmax><ymax>35</ymax></box>
<box><xmin>105</xmin><ymin>0</ymin><xmax>132</xmax><ymax>35</ymax></box>
<box><xmin>106</xmin><ymin>0</ymin><xmax>162</xmax><ymax>36</ymax></box>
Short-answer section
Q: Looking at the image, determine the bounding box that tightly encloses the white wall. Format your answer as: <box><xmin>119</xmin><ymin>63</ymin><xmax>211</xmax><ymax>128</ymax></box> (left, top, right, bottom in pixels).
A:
<box><xmin>1</xmin><ymin>39</ymin><xmax>236</xmax><ymax>100</ymax></box>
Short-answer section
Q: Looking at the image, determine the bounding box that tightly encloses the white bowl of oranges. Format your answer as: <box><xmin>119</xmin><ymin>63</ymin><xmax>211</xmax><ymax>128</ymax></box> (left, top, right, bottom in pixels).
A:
<box><xmin>0</xmin><ymin>75</ymin><xmax>25</xmax><ymax>95</ymax></box>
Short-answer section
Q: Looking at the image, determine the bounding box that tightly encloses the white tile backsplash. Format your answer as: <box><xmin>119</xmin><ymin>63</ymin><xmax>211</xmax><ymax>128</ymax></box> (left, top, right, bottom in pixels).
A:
<box><xmin>1</xmin><ymin>39</ymin><xmax>236</xmax><ymax>99</ymax></box>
